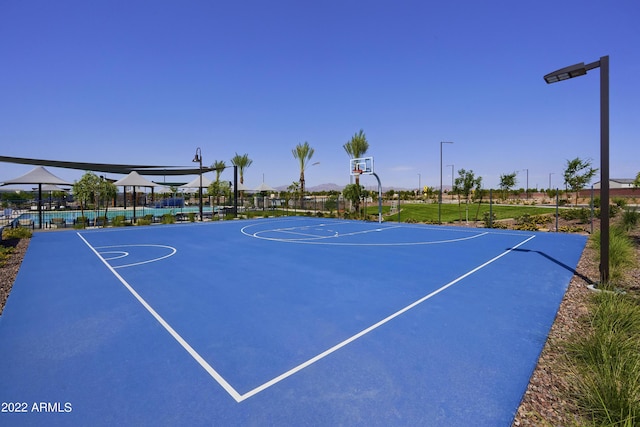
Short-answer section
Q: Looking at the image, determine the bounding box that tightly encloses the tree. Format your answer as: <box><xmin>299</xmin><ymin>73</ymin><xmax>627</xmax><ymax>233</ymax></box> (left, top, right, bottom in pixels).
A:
<box><xmin>563</xmin><ymin>157</ymin><xmax>598</xmax><ymax>205</ymax></box>
<box><xmin>210</xmin><ymin>160</ymin><xmax>227</xmax><ymax>204</ymax></box>
<box><xmin>73</xmin><ymin>171</ymin><xmax>101</xmax><ymax>223</ymax></box>
<box><xmin>97</xmin><ymin>178</ymin><xmax>117</xmax><ymax>220</ymax></box>
<box><xmin>499</xmin><ymin>172</ymin><xmax>517</xmax><ymax>200</ymax></box>
<box><xmin>453</xmin><ymin>169</ymin><xmax>482</xmax><ymax>223</ymax></box>
<box><xmin>634</xmin><ymin>171</ymin><xmax>640</xmax><ymax>189</ymax></box>
<box><xmin>292</xmin><ymin>141</ymin><xmax>315</xmax><ymax>196</ymax></box>
<box><xmin>212</xmin><ymin>160</ymin><xmax>226</xmax><ymax>182</ymax></box>
<box><xmin>343</xmin><ymin>129</ymin><xmax>369</xmax><ymax>187</ymax></box>
<box><xmin>230</xmin><ymin>153</ymin><xmax>253</xmax><ymax>185</ymax></box>
<box><xmin>342</xmin><ymin>183</ymin><xmax>364</xmax><ymax>217</ymax></box>
<box><xmin>454</xmin><ymin>169</ymin><xmax>482</xmax><ymax>205</ymax></box>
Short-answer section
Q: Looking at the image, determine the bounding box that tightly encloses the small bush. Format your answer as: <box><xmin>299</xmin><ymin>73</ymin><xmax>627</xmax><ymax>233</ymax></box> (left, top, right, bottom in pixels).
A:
<box><xmin>74</xmin><ymin>216</ymin><xmax>88</xmax><ymax>229</ymax></box>
<box><xmin>621</xmin><ymin>207</ymin><xmax>640</xmax><ymax>231</ymax></box>
<box><xmin>482</xmin><ymin>212</ymin><xmax>496</xmax><ymax>228</ymax></box>
<box><xmin>161</xmin><ymin>214</ymin><xmax>175</xmax><ymax>224</ymax></box>
<box><xmin>0</xmin><ymin>246</ymin><xmax>13</xmax><ymax>267</ymax></box>
<box><xmin>558</xmin><ymin>225</ymin><xmax>586</xmax><ymax>233</ymax></box>
<box><xmin>136</xmin><ymin>218</ymin><xmax>152</xmax><ymax>226</ymax></box>
<box><xmin>187</xmin><ymin>212</ymin><xmax>196</xmax><ymax>222</ymax></box>
<box><xmin>590</xmin><ymin>226</ymin><xmax>636</xmax><ymax>282</ymax></box>
<box><xmin>613</xmin><ymin>197</ymin><xmax>628</xmax><ymax>208</ymax></box>
<box><xmin>565</xmin><ymin>292</ymin><xmax>640</xmax><ymax>425</ymax></box>
<box><xmin>112</xmin><ymin>216</ymin><xmax>127</xmax><ymax>227</ymax></box>
<box><xmin>3</xmin><ymin>227</ymin><xmax>33</xmax><ymax>239</ymax></box>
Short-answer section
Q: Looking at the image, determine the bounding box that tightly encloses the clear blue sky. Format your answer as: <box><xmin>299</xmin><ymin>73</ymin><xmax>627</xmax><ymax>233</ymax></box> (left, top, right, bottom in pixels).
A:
<box><xmin>1</xmin><ymin>0</ymin><xmax>638</xmax><ymax>192</ymax></box>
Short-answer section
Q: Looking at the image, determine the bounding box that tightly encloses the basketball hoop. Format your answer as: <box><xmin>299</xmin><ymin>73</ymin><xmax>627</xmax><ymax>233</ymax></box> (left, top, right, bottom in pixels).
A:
<box><xmin>353</xmin><ymin>168</ymin><xmax>363</xmax><ymax>175</ymax></box>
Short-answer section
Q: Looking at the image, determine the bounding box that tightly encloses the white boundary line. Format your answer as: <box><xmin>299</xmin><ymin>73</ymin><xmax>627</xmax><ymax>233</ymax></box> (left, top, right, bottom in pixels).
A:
<box><xmin>77</xmin><ymin>232</ymin><xmax>243</xmax><ymax>402</ymax></box>
<box><xmin>77</xmin><ymin>230</ymin><xmax>535</xmax><ymax>403</ymax></box>
<box><xmin>242</xmin><ymin>222</ymin><xmax>490</xmax><ymax>246</ymax></box>
<box><xmin>93</xmin><ymin>244</ymin><xmax>177</xmax><ymax>269</ymax></box>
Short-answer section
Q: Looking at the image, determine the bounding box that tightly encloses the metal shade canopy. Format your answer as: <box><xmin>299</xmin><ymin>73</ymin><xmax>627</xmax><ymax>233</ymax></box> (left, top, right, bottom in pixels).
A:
<box><xmin>113</xmin><ymin>171</ymin><xmax>160</xmax><ymax>223</ymax></box>
<box><xmin>0</xmin><ymin>155</ymin><xmax>214</xmax><ymax>176</ymax></box>
<box><xmin>1</xmin><ymin>166</ymin><xmax>72</xmax><ymax>229</ymax></box>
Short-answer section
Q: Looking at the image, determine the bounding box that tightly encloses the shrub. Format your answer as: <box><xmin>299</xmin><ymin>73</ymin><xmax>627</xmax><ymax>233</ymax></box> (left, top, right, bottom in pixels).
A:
<box><xmin>74</xmin><ymin>216</ymin><xmax>88</xmax><ymax>229</ymax></box>
<box><xmin>161</xmin><ymin>214</ymin><xmax>175</xmax><ymax>224</ymax></box>
<box><xmin>590</xmin><ymin>226</ymin><xmax>636</xmax><ymax>282</ymax></box>
<box><xmin>565</xmin><ymin>292</ymin><xmax>640</xmax><ymax>425</ymax></box>
<box><xmin>513</xmin><ymin>213</ymin><xmax>539</xmax><ymax>231</ymax></box>
<box><xmin>0</xmin><ymin>246</ymin><xmax>12</xmax><ymax>267</ymax></box>
<box><xmin>613</xmin><ymin>197</ymin><xmax>628</xmax><ymax>208</ymax></box>
<box><xmin>621</xmin><ymin>207</ymin><xmax>640</xmax><ymax>231</ymax></box>
<box><xmin>558</xmin><ymin>225</ymin><xmax>586</xmax><ymax>233</ymax></box>
<box><xmin>3</xmin><ymin>227</ymin><xmax>33</xmax><ymax>239</ymax></box>
<box><xmin>188</xmin><ymin>212</ymin><xmax>196</xmax><ymax>222</ymax></box>
<box><xmin>136</xmin><ymin>218</ymin><xmax>152</xmax><ymax>226</ymax></box>
<box><xmin>482</xmin><ymin>212</ymin><xmax>495</xmax><ymax>228</ymax></box>
<box><xmin>112</xmin><ymin>216</ymin><xmax>127</xmax><ymax>227</ymax></box>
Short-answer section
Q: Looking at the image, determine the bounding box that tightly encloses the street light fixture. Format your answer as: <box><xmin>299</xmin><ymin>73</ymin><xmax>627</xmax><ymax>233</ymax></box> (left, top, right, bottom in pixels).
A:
<box><xmin>439</xmin><ymin>141</ymin><xmax>454</xmax><ymax>224</ymax></box>
<box><xmin>544</xmin><ymin>55</ymin><xmax>609</xmax><ymax>283</ymax></box>
<box><xmin>192</xmin><ymin>147</ymin><xmax>203</xmax><ymax>221</ymax></box>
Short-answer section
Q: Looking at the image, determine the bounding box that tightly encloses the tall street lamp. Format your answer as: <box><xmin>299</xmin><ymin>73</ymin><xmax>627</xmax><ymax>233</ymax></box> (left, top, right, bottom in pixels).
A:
<box><xmin>544</xmin><ymin>55</ymin><xmax>609</xmax><ymax>283</ymax></box>
<box><xmin>192</xmin><ymin>147</ymin><xmax>203</xmax><ymax>221</ymax></box>
<box><xmin>439</xmin><ymin>141</ymin><xmax>454</xmax><ymax>224</ymax></box>
<box><xmin>548</xmin><ymin>172</ymin><xmax>555</xmax><ymax>191</ymax></box>
<box><xmin>417</xmin><ymin>173</ymin><xmax>421</xmax><ymax>196</ymax></box>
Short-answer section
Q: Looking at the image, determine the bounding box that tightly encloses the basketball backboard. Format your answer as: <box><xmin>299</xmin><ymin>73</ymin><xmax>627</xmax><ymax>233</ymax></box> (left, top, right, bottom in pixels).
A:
<box><xmin>349</xmin><ymin>157</ymin><xmax>374</xmax><ymax>175</ymax></box>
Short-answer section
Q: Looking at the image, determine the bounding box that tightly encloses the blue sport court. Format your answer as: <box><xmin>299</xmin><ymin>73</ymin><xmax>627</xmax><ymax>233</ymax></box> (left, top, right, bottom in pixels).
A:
<box><xmin>0</xmin><ymin>217</ymin><xmax>587</xmax><ymax>426</ymax></box>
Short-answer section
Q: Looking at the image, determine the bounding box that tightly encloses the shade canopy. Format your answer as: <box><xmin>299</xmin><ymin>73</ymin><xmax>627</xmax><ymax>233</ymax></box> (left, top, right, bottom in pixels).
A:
<box><xmin>40</xmin><ymin>184</ymin><xmax>70</xmax><ymax>192</ymax></box>
<box><xmin>0</xmin><ymin>155</ymin><xmax>215</xmax><ymax>176</ymax></box>
<box><xmin>254</xmin><ymin>182</ymin><xmax>276</xmax><ymax>192</ymax></box>
<box><xmin>234</xmin><ymin>182</ymin><xmax>250</xmax><ymax>191</ymax></box>
<box><xmin>1</xmin><ymin>166</ymin><xmax>72</xmax><ymax>186</ymax></box>
<box><xmin>113</xmin><ymin>171</ymin><xmax>160</xmax><ymax>187</ymax></box>
<box><xmin>180</xmin><ymin>175</ymin><xmax>213</xmax><ymax>189</ymax></box>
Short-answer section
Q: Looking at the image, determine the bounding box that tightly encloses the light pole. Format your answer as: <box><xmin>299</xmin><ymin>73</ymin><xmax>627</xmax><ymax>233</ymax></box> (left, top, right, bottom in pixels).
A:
<box><xmin>544</xmin><ymin>55</ymin><xmax>609</xmax><ymax>283</ymax></box>
<box><xmin>192</xmin><ymin>147</ymin><xmax>203</xmax><ymax>221</ymax></box>
<box><xmin>548</xmin><ymin>173</ymin><xmax>555</xmax><ymax>192</ymax></box>
<box><xmin>439</xmin><ymin>141</ymin><xmax>454</xmax><ymax>224</ymax></box>
<box><xmin>417</xmin><ymin>173</ymin><xmax>421</xmax><ymax>196</ymax></box>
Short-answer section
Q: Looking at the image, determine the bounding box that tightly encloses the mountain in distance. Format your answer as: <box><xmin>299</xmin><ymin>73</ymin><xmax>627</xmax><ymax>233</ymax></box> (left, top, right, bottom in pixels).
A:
<box><xmin>274</xmin><ymin>183</ymin><xmax>420</xmax><ymax>193</ymax></box>
<box><xmin>274</xmin><ymin>183</ymin><xmax>344</xmax><ymax>192</ymax></box>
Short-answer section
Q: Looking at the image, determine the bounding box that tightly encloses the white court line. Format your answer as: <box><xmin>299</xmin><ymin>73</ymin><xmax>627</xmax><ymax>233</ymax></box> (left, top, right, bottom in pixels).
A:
<box><xmin>77</xmin><ymin>232</ymin><xmax>243</xmax><ymax>403</ymax></box>
<box><xmin>78</xmin><ymin>230</ymin><xmax>535</xmax><ymax>403</ymax></box>
<box><xmin>94</xmin><ymin>244</ymin><xmax>177</xmax><ymax>269</ymax></box>
<box><xmin>244</xmin><ymin>222</ymin><xmax>489</xmax><ymax>246</ymax></box>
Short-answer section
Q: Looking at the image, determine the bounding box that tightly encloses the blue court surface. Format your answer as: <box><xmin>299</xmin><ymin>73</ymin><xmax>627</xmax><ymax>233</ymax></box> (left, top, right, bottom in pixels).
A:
<box><xmin>0</xmin><ymin>217</ymin><xmax>587</xmax><ymax>426</ymax></box>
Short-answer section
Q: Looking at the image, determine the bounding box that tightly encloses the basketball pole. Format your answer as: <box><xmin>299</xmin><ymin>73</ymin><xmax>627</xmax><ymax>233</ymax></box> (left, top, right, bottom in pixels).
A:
<box><xmin>372</xmin><ymin>172</ymin><xmax>382</xmax><ymax>224</ymax></box>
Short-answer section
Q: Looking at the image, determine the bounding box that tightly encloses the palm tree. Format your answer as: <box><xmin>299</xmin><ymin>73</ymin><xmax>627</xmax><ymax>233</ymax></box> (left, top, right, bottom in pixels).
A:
<box><xmin>230</xmin><ymin>153</ymin><xmax>253</xmax><ymax>185</ymax></box>
<box><xmin>292</xmin><ymin>141</ymin><xmax>315</xmax><ymax>196</ymax></box>
<box><xmin>212</xmin><ymin>160</ymin><xmax>226</xmax><ymax>182</ymax></box>
<box><xmin>211</xmin><ymin>160</ymin><xmax>227</xmax><ymax>204</ymax></box>
<box><xmin>342</xmin><ymin>129</ymin><xmax>369</xmax><ymax>186</ymax></box>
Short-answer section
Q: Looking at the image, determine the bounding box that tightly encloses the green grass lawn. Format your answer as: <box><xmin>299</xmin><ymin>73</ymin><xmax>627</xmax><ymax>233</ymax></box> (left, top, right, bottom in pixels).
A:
<box><xmin>367</xmin><ymin>202</ymin><xmax>557</xmax><ymax>223</ymax></box>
